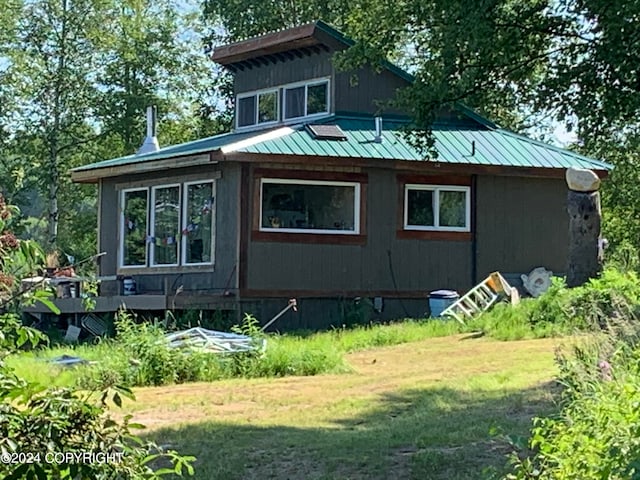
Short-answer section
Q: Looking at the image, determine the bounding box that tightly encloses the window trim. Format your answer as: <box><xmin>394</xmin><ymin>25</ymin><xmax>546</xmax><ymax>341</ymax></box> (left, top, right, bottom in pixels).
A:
<box><xmin>235</xmin><ymin>77</ymin><xmax>331</xmax><ymax>131</ymax></box>
<box><xmin>119</xmin><ymin>187</ymin><xmax>149</xmax><ymax>269</ymax></box>
<box><xmin>150</xmin><ymin>183</ymin><xmax>182</xmax><ymax>268</ymax></box>
<box><xmin>235</xmin><ymin>87</ymin><xmax>280</xmax><ymax>129</ymax></box>
<box><xmin>404</xmin><ymin>184</ymin><xmax>471</xmax><ymax>232</ymax></box>
<box><xmin>259</xmin><ymin>177</ymin><xmax>361</xmax><ymax>235</ymax></box>
<box><xmin>181</xmin><ymin>180</ymin><xmax>216</xmax><ymax>266</ymax></box>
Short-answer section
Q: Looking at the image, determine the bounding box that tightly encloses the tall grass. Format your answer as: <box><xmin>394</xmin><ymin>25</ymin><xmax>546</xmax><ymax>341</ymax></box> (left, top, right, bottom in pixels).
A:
<box><xmin>8</xmin><ymin>316</ymin><xmax>465</xmax><ymax>389</ymax></box>
<box><xmin>12</xmin><ymin>269</ymin><xmax>638</xmax><ymax>390</ymax></box>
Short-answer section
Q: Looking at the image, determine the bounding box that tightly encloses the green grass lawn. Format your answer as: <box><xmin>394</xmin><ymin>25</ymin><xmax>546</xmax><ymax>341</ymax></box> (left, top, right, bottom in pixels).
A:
<box><xmin>6</xmin><ymin>317</ymin><xmax>562</xmax><ymax>478</ymax></box>
<box><xmin>123</xmin><ymin>335</ymin><xmax>560</xmax><ymax>480</ymax></box>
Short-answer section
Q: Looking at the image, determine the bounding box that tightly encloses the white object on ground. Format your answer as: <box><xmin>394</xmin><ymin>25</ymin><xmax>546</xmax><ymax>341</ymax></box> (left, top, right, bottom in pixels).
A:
<box><xmin>521</xmin><ymin>267</ymin><xmax>553</xmax><ymax>297</ymax></box>
<box><xmin>165</xmin><ymin>327</ymin><xmax>265</xmax><ymax>353</ymax></box>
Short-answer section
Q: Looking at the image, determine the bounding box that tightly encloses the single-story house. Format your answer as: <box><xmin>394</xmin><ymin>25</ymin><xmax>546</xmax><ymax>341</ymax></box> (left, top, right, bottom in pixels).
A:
<box><xmin>60</xmin><ymin>21</ymin><xmax>610</xmax><ymax>329</ymax></box>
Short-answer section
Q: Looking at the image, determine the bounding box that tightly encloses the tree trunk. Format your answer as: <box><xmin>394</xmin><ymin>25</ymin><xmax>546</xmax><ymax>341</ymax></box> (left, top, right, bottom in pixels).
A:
<box><xmin>566</xmin><ymin>190</ymin><xmax>601</xmax><ymax>287</ymax></box>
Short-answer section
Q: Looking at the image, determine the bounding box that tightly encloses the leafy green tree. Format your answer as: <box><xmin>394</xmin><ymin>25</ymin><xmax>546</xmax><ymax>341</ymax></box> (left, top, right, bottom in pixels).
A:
<box><xmin>8</xmin><ymin>0</ymin><xmax>107</xmax><ymax>248</ymax></box>
<box><xmin>203</xmin><ymin>0</ymin><xmax>351</xmax><ymax>41</ymax></box>
<box><xmin>97</xmin><ymin>0</ymin><xmax>213</xmax><ymax>153</ymax></box>
<box><xmin>0</xmin><ymin>195</ymin><xmax>196</xmax><ymax>479</ymax></box>
<box><xmin>2</xmin><ymin>0</ymin><xmax>215</xmax><ymax>261</ymax></box>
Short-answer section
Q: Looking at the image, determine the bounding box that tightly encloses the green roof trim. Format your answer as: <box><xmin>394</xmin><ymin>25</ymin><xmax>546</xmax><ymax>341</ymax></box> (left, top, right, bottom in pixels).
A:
<box><xmin>73</xmin><ymin>113</ymin><xmax>611</xmax><ymax>174</ymax></box>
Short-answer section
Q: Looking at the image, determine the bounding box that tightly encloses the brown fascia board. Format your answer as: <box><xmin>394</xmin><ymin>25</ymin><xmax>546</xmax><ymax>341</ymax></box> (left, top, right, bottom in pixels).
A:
<box><xmin>223</xmin><ymin>151</ymin><xmax>610</xmax><ymax>179</ymax></box>
<box><xmin>212</xmin><ymin>23</ymin><xmax>321</xmax><ymax>65</ymax></box>
<box><xmin>211</xmin><ymin>22</ymin><xmax>349</xmax><ymax>66</ymax></box>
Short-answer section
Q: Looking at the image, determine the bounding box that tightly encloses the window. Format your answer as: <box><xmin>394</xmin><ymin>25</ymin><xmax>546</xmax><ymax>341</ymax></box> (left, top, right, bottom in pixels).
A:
<box><xmin>284</xmin><ymin>80</ymin><xmax>329</xmax><ymax>120</ymax></box>
<box><xmin>118</xmin><ymin>180</ymin><xmax>216</xmax><ymax>268</ymax></box>
<box><xmin>260</xmin><ymin>178</ymin><xmax>360</xmax><ymax>234</ymax></box>
<box><xmin>235</xmin><ymin>78</ymin><xmax>330</xmax><ymax>129</ymax></box>
<box><xmin>236</xmin><ymin>89</ymin><xmax>278</xmax><ymax>128</ymax></box>
<box><xmin>404</xmin><ymin>184</ymin><xmax>470</xmax><ymax>232</ymax></box>
<box><xmin>182</xmin><ymin>181</ymin><xmax>215</xmax><ymax>265</ymax></box>
<box><xmin>121</xmin><ymin>189</ymin><xmax>148</xmax><ymax>267</ymax></box>
<box><xmin>151</xmin><ymin>185</ymin><xmax>181</xmax><ymax>266</ymax></box>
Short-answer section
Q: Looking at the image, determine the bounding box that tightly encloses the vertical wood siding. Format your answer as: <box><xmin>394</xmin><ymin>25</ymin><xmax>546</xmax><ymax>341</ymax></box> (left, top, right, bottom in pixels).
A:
<box><xmin>246</xmin><ymin>166</ymin><xmax>472</xmax><ymax>294</ymax></box>
<box><xmin>98</xmin><ymin>163</ymin><xmax>241</xmax><ymax>294</ymax></box>
<box><xmin>234</xmin><ymin>53</ymin><xmax>333</xmax><ymax>94</ymax></box>
<box><xmin>475</xmin><ymin>175</ymin><xmax>568</xmax><ymax>278</ymax></box>
<box><xmin>334</xmin><ymin>68</ymin><xmax>410</xmax><ymax>115</ymax></box>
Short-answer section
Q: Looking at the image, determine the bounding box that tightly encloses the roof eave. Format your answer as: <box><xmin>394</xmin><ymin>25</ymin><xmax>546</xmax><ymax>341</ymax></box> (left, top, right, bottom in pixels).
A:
<box><xmin>211</xmin><ymin>23</ymin><xmax>321</xmax><ymax>65</ymax></box>
<box><xmin>70</xmin><ymin>152</ymin><xmax>220</xmax><ymax>183</ymax></box>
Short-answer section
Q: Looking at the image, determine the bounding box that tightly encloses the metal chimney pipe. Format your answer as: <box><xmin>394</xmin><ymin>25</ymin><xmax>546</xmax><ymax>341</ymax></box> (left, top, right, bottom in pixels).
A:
<box><xmin>147</xmin><ymin>106</ymin><xmax>156</xmax><ymax>137</ymax></box>
<box><xmin>374</xmin><ymin>116</ymin><xmax>383</xmax><ymax>143</ymax></box>
<box><xmin>137</xmin><ymin>106</ymin><xmax>160</xmax><ymax>155</ymax></box>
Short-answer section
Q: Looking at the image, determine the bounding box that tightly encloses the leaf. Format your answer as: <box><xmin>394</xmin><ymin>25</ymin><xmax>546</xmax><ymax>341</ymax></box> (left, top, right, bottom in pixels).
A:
<box><xmin>31</xmin><ymin>290</ymin><xmax>60</xmax><ymax>315</ymax></box>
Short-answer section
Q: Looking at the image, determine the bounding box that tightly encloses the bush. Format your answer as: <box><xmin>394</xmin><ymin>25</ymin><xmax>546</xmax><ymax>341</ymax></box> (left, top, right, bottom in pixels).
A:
<box><xmin>504</xmin><ymin>277</ymin><xmax>640</xmax><ymax>479</ymax></box>
<box><xmin>470</xmin><ymin>269</ymin><xmax>640</xmax><ymax>340</ymax></box>
<box><xmin>0</xmin><ymin>194</ymin><xmax>195</xmax><ymax>479</ymax></box>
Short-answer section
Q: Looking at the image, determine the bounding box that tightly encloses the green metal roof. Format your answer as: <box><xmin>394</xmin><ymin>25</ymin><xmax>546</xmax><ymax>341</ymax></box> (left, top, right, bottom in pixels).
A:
<box><xmin>236</xmin><ymin>115</ymin><xmax>610</xmax><ymax>170</ymax></box>
<box><xmin>72</xmin><ymin>129</ymin><xmax>256</xmax><ymax>172</ymax></box>
<box><xmin>73</xmin><ymin>113</ymin><xmax>611</xmax><ymax>174</ymax></box>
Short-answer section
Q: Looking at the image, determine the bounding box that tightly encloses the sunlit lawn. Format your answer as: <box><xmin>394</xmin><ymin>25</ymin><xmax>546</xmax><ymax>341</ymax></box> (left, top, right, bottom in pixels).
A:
<box><xmin>123</xmin><ymin>335</ymin><xmax>560</xmax><ymax>479</ymax></box>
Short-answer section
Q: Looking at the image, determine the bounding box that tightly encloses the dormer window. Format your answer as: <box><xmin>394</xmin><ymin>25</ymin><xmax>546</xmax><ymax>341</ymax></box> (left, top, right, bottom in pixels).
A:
<box><xmin>237</xmin><ymin>89</ymin><xmax>278</xmax><ymax>128</ymax></box>
<box><xmin>235</xmin><ymin>78</ymin><xmax>330</xmax><ymax>129</ymax></box>
<box><xmin>284</xmin><ymin>80</ymin><xmax>329</xmax><ymax>120</ymax></box>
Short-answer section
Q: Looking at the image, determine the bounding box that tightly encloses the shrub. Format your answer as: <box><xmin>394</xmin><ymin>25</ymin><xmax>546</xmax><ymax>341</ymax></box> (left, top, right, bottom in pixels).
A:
<box><xmin>470</xmin><ymin>268</ymin><xmax>640</xmax><ymax>340</ymax></box>
<box><xmin>0</xmin><ymin>195</ymin><xmax>195</xmax><ymax>478</ymax></box>
<box><xmin>504</xmin><ymin>284</ymin><xmax>640</xmax><ymax>479</ymax></box>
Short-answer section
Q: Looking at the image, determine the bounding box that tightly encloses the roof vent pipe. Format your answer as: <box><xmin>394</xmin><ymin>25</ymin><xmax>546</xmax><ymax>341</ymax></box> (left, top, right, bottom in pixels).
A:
<box><xmin>137</xmin><ymin>106</ymin><xmax>160</xmax><ymax>155</ymax></box>
<box><xmin>374</xmin><ymin>116</ymin><xmax>383</xmax><ymax>143</ymax></box>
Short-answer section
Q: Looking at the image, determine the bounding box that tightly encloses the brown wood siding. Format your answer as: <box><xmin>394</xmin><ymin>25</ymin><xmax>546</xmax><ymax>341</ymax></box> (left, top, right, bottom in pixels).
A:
<box><xmin>99</xmin><ymin>179</ymin><xmax>118</xmax><ymax>277</ymax></box>
<box><xmin>334</xmin><ymin>68</ymin><xmax>410</xmax><ymax>115</ymax></box>
<box><xmin>234</xmin><ymin>52</ymin><xmax>333</xmax><ymax>94</ymax></box>
<box><xmin>98</xmin><ymin>163</ymin><xmax>241</xmax><ymax>295</ymax></box>
<box><xmin>246</xmin><ymin>166</ymin><xmax>472</xmax><ymax>295</ymax></box>
<box><xmin>475</xmin><ymin>175</ymin><xmax>568</xmax><ymax>278</ymax></box>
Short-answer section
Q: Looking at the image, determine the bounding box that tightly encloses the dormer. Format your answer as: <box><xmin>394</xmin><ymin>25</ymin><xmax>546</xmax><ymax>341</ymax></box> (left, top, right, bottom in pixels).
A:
<box><xmin>212</xmin><ymin>21</ymin><xmax>412</xmax><ymax>130</ymax></box>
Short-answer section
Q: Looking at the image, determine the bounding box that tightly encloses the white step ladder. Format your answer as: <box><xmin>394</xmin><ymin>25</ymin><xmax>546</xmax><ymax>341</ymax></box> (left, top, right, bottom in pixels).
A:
<box><xmin>441</xmin><ymin>272</ymin><xmax>519</xmax><ymax>324</ymax></box>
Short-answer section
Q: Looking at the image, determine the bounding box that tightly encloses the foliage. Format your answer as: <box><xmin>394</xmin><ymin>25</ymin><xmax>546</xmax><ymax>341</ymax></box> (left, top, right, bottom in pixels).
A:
<box><xmin>505</xmin><ymin>312</ymin><xmax>640</xmax><ymax>479</ymax></box>
<box><xmin>1</xmin><ymin>0</ymin><xmax>216</xmax><ymax>259</ymax></box>
<box><xmin>469</xmin><ymin>269</ymin><xmax>640</xmax><ymax>340</ymax></box>
<box><xmin>0</xmin><ymin>195</ymin><xmax>195</xmax><ymax>479</ymax></box>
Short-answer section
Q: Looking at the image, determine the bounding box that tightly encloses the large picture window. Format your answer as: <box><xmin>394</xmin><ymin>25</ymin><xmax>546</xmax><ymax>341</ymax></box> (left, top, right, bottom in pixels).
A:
<box><xmin>118</xmin><ymin>179</ymin><xmax>216</xmax><ymax>269</ymax></box>
<box><xmin>404</xmin><ymin>184</ymin><xmax>470</xmax><ymax>232</ymax></box>
<box><xmin>260</xmin><ymin>179</ymin><xmax>360</xmax><ymax>234</ymax></box>
<box><xmin>121</xmin><ymin>189</ymin><xmax>148</xmax><ymax>267</ymax></box>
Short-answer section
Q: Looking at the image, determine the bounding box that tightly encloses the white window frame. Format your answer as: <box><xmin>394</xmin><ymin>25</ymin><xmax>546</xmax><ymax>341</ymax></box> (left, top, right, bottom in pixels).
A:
<box><xmin>181</xmin><ymin>180</ymin><xmax>216</xmax><ymax>266</ymax></box>
<box><xmin>119</xmin><ymin>187</ymin><xmax>149</xmax><ymax>269</ymax></box>
<box><xmin>260</xmin><ymin>178</ymin><xmax>360</xmax><ymax>235</ymax></box>
<box><xmin>235</xmin><ymin>87</ymin><xmax>279</xmax><ymax>129</ymax></box>
<box><xmin>150</xmin><ymin>183</ymin><xmax>182</xmax><ymax>267</ymax></box>
<box><xmin>404</xmin><ymin>184</ymin><xmax>471</xmax><ymax>232</ymax></box>
<box><xmin>235</xmin><ymin>77</ymin><xmax>331</xmax><ymax>130</ymax></box>
<box><xmin>283</xmin><ymin>78</ymin><xmax>330</xmax><ymax>121</ymax></box>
